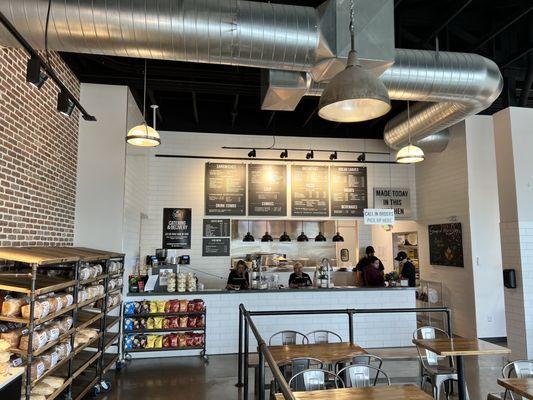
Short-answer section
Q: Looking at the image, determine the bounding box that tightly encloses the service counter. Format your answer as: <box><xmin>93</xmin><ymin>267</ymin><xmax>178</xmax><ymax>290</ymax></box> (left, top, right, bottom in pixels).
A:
<box><xmin>126</xmin><ymin>286</ymin><xmax>417</xmax><ymax>357</ymax></box>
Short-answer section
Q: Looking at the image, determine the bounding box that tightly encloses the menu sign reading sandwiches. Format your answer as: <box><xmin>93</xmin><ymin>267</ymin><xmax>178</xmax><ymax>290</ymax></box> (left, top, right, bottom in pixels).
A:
<box><xmin>205</xmin><ymin>163</ymin><xmax>246</xmax><ymax>215</ymax></box>
<box><xmin>291</xmin><ymin>165</ymin><xmax>329</xmax><ymax>217</ymax></box>
<box><xmin>248</xmin><ymin>164</ymin><xmax>287</xmax><ymax>216</ymax></box>
<box><xmin>330</xmin><ymin>166</ymin><xmax>368</xmax><ymax>217</ymax></box>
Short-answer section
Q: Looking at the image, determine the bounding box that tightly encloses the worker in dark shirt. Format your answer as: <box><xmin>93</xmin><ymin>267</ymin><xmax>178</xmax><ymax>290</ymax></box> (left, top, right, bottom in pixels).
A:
<box><xmin>364</xmin><ymin>256</ymin><xmax>385</xmax><ymax>287</ymax></box>
<box><xmin>395</xmin><ymin>251</ymin><xmax>417</xmax><ymax>287</ymax></box>
<box><xmin>226</xmin><ymin>260</ymin><xmax>249</xmax><ymax>290</ymax></box>
<box><xmin>355</xmin><ymin>246</ymin><xmax>384</xmax><ymax>286</ymax></box>
<box><xmin>289</xmin><ymin>262</ymin><xmax>313</xmax><ymax>288</ymax></box>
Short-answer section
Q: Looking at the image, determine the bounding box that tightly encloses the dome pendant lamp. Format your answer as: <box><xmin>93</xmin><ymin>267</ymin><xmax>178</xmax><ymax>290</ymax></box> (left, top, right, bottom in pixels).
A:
<box><xmin>396</xmin><ymin>101</ymin><xmax>425</xmax><ymax>164</ymax></box>
<box><xmin>297</xmin><ymin>222</ymin><xmax>309</xmax><ymax>242</ymax></box>
<box><xmin>243</xmin><ymin>221</ymin><xmax>255</xmax><ymax>242</ymax></box>
<box><xmin>318</xmin><ymin>0</ymin><xmax>390</xmax><ymax>123</ymax></box>
<box><xmin>279</xmin><ymin>221</ymin><xmax>291</xmax><ymax>242</ymax></box>
<box><xmin>127</xmin><ymin>59</ymin><xmax>161</xmax><ymax>147</ymax></box>
<box><xmin>261</xmin><ymin>221</ymin><xmax>273</xmax><ymax>242</ymax></box>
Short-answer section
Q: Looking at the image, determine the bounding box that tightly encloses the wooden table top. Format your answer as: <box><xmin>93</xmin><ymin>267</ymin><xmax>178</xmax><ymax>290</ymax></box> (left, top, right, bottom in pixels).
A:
<box><xmin>268</xmin><ymin>342</ymin><xmax>367</xmax><ymax>365</ymax></box>
<box><xmin>498</xmin><ymin>378</ymin><xmax>533</xmax><ymax>400</ymax></box>
<box><xmin>412</xmin><ymin>338</ymin><xmax>511</xmax><ymax>356</ymax></box>
<box><xmin>274</xmin><ymin>384</ymin><xmax>434</xmax><ymax>399</ymax></box>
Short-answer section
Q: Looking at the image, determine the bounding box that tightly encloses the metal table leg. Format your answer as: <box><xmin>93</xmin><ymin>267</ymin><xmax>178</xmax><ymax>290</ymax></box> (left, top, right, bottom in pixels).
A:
<box><xmin>456</xmin><ymin>355</ymin><xmax>467</xmax><ymax>400</ymax></box>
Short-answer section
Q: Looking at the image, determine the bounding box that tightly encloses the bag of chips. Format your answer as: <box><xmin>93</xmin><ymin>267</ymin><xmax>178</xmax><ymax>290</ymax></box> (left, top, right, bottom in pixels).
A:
<box><xmin>163</xmin><ymin>318</ymin><xmax>171</xmax><ymax>329</ymax></box>
<box><xmin>124</xmin><ymin>302</ymin><xmax>135</xmax><ymax>315</ymax></box>
<box><xmin>178</xmin><ymin>316</ymin><xmax>188</xmax><ymax>328</ymax></box>
<box><xmin>193</xmin><ymin>299</ymin><xmax>205</xmax><ymax>312</ymax></box>
<box><xmin>162</xmin><ymin>335</ymin><xmax>171</xmax><ymax>348</ymax></box>
<box><xmin>177</xmin><ymin>334</ymin><xmax>187</xmax><ymax>348</ymax></box>
<box><xmin>134</xmin><ymin>302</ymin><xmax>143</xmax><ymax>314</ymax></box>
<box><xmin>169</xmin><ymin>317</ymin><xmax>179</xmax><ymax>329</ymax></box>
<box><xmin>178</xmin><ymin>300</ymin><xmax>188</xmax><ymax>312</ymax></box>
<box><xmin>196</xmin><ymin>316</ymin><xmax>205</xmax><ymax>328</ymax></box>
<box><xmin>124</xmin><ymin>318</ymin><xmax>134</xmax><ymax>331</ymax></box>
<box><xmin>153</xmin><ymin>317</ymin><xmax>163</xmax><ymax>329</ymax></box>
<box><xmin>154</xmin><ymin>335</ymin><xmax>163</xmax><ymax>348</ymax></box>
<box><xmin>170</xmin><ymin>300</ymin><xmax>180</xmax><ymax>313</ymax></box>
<box><xmin>187</xmin><ymin>317</ymin><xmax>197</xmax><ymax>328</ymax></box>
<box><xmin>124</xmin><ymin>335</ymin><xmax>134</xmax><ymax>350</ymax></box>
<box><xmin>156</xmin><ymin>301</ymin><xmax>166</xmax><ymax>313</ymax></box>
<box><xmin>149</xmin><ymin>301</ymin><xmax>158</xmax><ymax>314</ymax></box>
<box><xmin>146</xmin><ymin>318</ymin><xmax>155</xmax><ymax>330</ymax></box>
<box><xmin>169</xmin><ymin>333</ymin><xmax>179</xmax><ymax>348</ymax></box>
<box><xmin>146</xmin><ymin>335</ymin><xmax>157</xmax><ymax>348</ymax></box>
<box><xmin>141</xmin><ymin>301</ymin><xmax>150</xmax><ymax>314</ymax></box>
<box><xmin>185</xmin><ymin>333</ymin><xmax>195</xmax><ymax>347</ymax></box>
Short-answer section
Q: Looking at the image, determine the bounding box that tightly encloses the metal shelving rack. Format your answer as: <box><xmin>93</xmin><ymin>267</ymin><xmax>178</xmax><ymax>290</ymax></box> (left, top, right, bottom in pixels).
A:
<box><xmin>0</xmin><ymin>247</ymin><xmax>125</xmax><ymax>400</ymax></box>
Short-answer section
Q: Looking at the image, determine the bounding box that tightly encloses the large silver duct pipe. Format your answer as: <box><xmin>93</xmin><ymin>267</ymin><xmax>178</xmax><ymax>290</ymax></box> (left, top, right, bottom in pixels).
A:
<box><xmin>308</xmin><ymin>49</ymin><xmax>503</xmax><ymax>149</ymax></box>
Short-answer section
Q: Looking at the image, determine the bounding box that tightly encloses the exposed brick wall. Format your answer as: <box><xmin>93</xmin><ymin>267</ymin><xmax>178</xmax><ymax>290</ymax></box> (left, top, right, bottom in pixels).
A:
<box><xmin>0</xmin><ymin>48</ymin><xmax>80</xmax><ymax>246</ymax></box>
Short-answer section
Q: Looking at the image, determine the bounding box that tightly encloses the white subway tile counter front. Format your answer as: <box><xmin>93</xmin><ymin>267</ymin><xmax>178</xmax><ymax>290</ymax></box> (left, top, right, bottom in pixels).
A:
<box><xmin>125</xmin><ymin>287</ymin><xmax>417</xmax><ymax>357</ymax></box>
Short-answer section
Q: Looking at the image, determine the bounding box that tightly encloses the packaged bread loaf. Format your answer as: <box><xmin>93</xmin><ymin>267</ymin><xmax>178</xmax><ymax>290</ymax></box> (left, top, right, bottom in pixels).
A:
<box><xmin>44</xmin><ymin>323</ymin><xmax>60</xmax><ymax>341</ymax></box>
<box><xmin>60</xmin><ymin>294</ymin><xmax>73</xmax><ymax>308</ymax></box>
<box><xmin>57</xmin><ymin>316</ymin><xmax>73</xmax><ymax>334</ymax></box>
<box><xmin>28</xmin><ymin>395</ymin><xmax>46</xmax><ymax>400</ymax></box>
<box><xmin>30</xmin><ymin>360</ymin><xmax>46</xmax><ymax>381</ymax></box>
<box><xmin>41</xmin><ymin>376</ymin><xmax>65</xmax><ymax>389</ymax></box>
<box><xmin>0</xmin><ymin>329</ymin><xmax>23</xmax><ymax>348</ymax></box>
<box><xmin>79</xmin><ymin>266</ymin><xmax>90</xmax><ymax>281</ymax></box>
<box><xmin>77</xmin><ymin>290</ymin><xmax>88</xmax><ymax>303</ymax></box>
<box><xmin>48</xmin><ymin>296</ymin><xmax>63</xmax><ymax>313</ymax></box>
<box><xmin>19</xmin><ymin>330</ymin><xmax>48</xmax><ymax>351</ymax></box>
<box><xmin>21</xmin><ymin>299</ymin><xmax>51</xmax><ymax>320</ymax></box>
<box><xmin>1</xmin><ymin>297</ymin><xmax>26</xmax><ymax>317</ymax></box>
<box><xmin>32</xmin><ymin>383</ymin><xmax>55</xmax><ymax>396</ymax></box>
<box><xmin>37</xmin><ymin>350</ymin><xmax>58</xmax><ymax>370</ymax></box>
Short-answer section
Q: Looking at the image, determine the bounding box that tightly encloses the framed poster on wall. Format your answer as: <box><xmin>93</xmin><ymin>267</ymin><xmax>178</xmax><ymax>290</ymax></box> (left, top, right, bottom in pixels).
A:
<box><xmin>428</xmin><ymin>223</ymin><xmax>464</xmax><ymax>267</ymax></box>
<box><xmin>162</xmin><ymin>208</ymin><xmax>192</xmax><ymax>249</ymax></box>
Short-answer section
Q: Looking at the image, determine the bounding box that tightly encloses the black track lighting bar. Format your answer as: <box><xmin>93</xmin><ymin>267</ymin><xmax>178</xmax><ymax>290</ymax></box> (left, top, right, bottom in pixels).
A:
<box><xmin>156</xmin><ymin>154</ymin><xmax>401</xmax><ymax>164</ymax></box>
<box><xmin>222</xmin><ymin>146</ymin><xmax>389</xmax><ymax>156</ymax></box>
<box><xmin>0</xmin><ymin>11</ymin><xmax>96</xmax><ymax>121</ymax></box>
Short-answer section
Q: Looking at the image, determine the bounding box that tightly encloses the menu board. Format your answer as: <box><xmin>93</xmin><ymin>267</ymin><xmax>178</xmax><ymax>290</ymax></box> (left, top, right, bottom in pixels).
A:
<box><xmin>205</xmin><ymin>163</ymin><xmax>246</xmax><ymax>215</ymax></box>
<box><xmin>162</xmin><ymin>208</ymin><xmax>191</xmax><ymax>249</ymax></box>
<box><xmin>330</xmin><ymin>166</ymin><xmax>367</xmax><ymax>217</ymax></box>
<box><xmin>291</xmin><ymin>165</ymin><xmax>329</xmax><ymax>217</ymax></box>
<box><xmin>248</xmin><ymin>164</ymin><xmax>287</xmax><ymax>216</ymax></box>
<box><xmin>202</xmin><ymin>219</ymin><xmax>230</xmax><ymax>237</ymax></box>
<box><xmin>202</xmin><ymin>238</ymin><xmax>230</xmax><ymax>257</ymax></box>
<box><xmin>428</xmin><ymin>223</ymin><xmax>464</xmax><ymax>268</ymax></box>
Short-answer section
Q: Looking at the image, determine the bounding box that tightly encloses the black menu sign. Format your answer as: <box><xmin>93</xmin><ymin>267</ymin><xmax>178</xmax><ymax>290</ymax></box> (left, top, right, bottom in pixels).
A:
<box><xmin>162</xmin><ymin>208</ymin><xmax>191</xmax><ymax>249</ymax></box>
<box><xmin>291</xmin><ymin>165</ymin><xmax>329</xmax><ymax>217</ymax></box>
<box><xmin>330</xmin><ymin>166</ymin><xmax>368</xmax><ymax>217</ymax></box>
<box><xmin>248</xmin><ymin>164</ymin><xmax>287</xmax><ymax>216</ymax></box>
<box><xmin>202</xmin><ymin>238</ymin><xmax>230</xmax><ymax>257</ymax></box>
<box><xmin>205</xmin><ymin>163</ymin><xmax>246</xmax><ymax>215</ymax></box>
<box><xmin>202</xmin><ymin>219</ymin><xmax>230</xmax><ymax>237</ymax></box>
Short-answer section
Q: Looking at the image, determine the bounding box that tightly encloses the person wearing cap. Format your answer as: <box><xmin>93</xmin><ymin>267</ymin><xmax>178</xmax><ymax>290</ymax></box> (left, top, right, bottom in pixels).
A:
<box><xmin>355</xmin><ymin>246</ymin><xmax>384</xmax><ymax>286</ymax></box>
<box><xmin>395</xmin><ymin>251</ymin><xmax>416</xmax><ymax>287</ymax></box>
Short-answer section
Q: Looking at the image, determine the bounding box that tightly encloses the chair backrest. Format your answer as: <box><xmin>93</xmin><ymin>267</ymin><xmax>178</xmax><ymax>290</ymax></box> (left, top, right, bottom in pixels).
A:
<box><xmin>288</xmin><ymin>369</ymin><xmax>344</xmax><ymax>392</ymax></box>
<box><xmin>413</xmin><ymin>326</ymin><xmax>449</xmax><ymax>367</ymax></box>
<box><xmin>269</xmin><ymin>330</ymin><xmax>309</xmax><ymax>345</ymax></box>
<box><xmin>502</xmin><ymin>360</ymin><xmax>533</xmax><ymax>400</ymax></box>
<box><xmin>337</xmin><ymin>364</ymin><xmax>391</xmax><ymax>388</ymax></box>
<box><xmin>305</xmin><ymin>330</ymin><xmax>342</xmax><ymax>344</ymax></box>
<box><xmin>282</xmin><ymin>357</ymin><xmax>324</xmax><ymax>384</ymax></box>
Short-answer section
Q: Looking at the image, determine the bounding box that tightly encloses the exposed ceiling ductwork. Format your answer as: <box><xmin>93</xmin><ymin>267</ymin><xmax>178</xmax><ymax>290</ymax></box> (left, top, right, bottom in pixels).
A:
<box><xmin>0</xmin><ymin>0</ymin><xmax>502</xmax><ymax>151</ymax></box>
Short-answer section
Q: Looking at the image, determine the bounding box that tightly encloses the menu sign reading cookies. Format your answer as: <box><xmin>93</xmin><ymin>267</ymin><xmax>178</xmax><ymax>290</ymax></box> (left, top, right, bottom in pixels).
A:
<box><xmin>205</xmin><ymin>163</ymin><xmax>246</xmax><ymax>215</ymax></box>
<box><xmin>330</xmin><ymin>166</ymin><xmax>367</xmax><ymax>217</ymax></box>
<box><xmin>291</xmin><ymin>165</ymin><xmax>329</xmax><ymax>217</ymax></box>
<box><xmin>248</xmin><ymin>164</ymin><xmax>287</xmax><ymax>216</ymax></box>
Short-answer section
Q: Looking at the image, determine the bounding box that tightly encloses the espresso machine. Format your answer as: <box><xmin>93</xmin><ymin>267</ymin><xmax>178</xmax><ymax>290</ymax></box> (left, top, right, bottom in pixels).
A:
<box><xmin>315</xmin><ymin>258</ymin><xmax>333</xmax><ymax>288</ymax></box>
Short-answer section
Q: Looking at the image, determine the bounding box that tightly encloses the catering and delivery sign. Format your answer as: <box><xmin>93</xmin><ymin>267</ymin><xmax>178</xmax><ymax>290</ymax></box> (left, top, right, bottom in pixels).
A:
<box><xmin>162</xmin><ymin>208</ymin><xmax>192</xmax><ymax>249</ymax></box>
<box><xmin>373</xmin><ymin>187</ymin><xmax>412</xmax><ymax>219</ymax></box>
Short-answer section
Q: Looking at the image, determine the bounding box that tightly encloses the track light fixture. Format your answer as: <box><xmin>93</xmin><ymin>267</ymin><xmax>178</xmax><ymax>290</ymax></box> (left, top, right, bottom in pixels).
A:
<box><xmin>329</xmin><ymin>151</ymin><xmax>338</xmax><ymax>160</ymax></box>
<box><xmin>357</xmin><ymin>153</ymin><xmax>366</xmax><ymax>162</ymax></box>
<box><xmin>280</xmin><ymin>149</ymin><xmax>288</xmax><ymax>159</ymax></box>
<box><xmin>248</xmin><ymin>149</ymin><xmax>256</xmax><ymax>158</ymax></box>
<box><xmin>57</xmin><ymin>90</ymin><xmax>75</xmax><ymax>117</ymax></box>
<box><xmin>26</xmin><ymin>55</ymin><xmax>47</xmax><ymax>89</ymax></box>
<box><xmin>306</xmin><ymin>150</ymin><xmax>314</xmax><ymax>160</ymax></box>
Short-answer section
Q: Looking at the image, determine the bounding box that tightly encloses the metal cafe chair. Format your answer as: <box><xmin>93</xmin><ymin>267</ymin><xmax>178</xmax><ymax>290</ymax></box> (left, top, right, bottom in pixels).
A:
<box><xmin>269</xmin><ymin>330</ymin><xmax>309</xmax><ymax>346</ymax></box>
<box><xmin>288</xmin><ymin>369</ymin><xmax>344</xmax><ymax>392</ymax></box>
<box><xmin>502</xmin><ymin>360</ymin><xmax>533</xmax><ymax>400</ymax></box>
<box><xmin>305</xmin><ymin>330</ymin><xmax>342</xmax><ymax>344</ymax></box>
<box><xmin>337</xmin><ymin>364</ymin><xmax>391</xmax><ymax>387</ymax></box>
<box><xmin>413</xmin><ymin>326</ymin><xmax>468</xmax><ymax>400</ymax></box>
<box><xmin>270</xmin><ymin>357</ymin><xmax>324</xmax><ymax>398</ymax></box>
<box><xmin>335</xmin><ymin>354</ymin><xmax>384</xmax><ymax>385</ymax></box>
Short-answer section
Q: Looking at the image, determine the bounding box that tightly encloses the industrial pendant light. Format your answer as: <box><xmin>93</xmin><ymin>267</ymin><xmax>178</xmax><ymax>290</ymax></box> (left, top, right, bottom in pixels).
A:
<box><xmin>332</xmin><ymin>221</ymin><xmax>344</xmax><ymax>242</ymax></box>
<box><xmin>261</xmin><ymin>221</ymin><xmax>273</xmax><ymax>242</ymax></box>
<box><xmin>279</xmin><ymin>222</ymin><xmax>291</xmax><ymax>242</ymax></box>
<box><xmin>297</xmin><ymin>222</ymin><xmax>309</xmax><ymax>242</ymax></box>
<box><xmin>396</xmin><ymin>101</ymin><xmax>425</xmax><ymax>164</ymax></box>
<box><xmin>315</xmin><ymin>231</ymin><xmax>327</xmax><ymax>242</ymax></box>
<box><xmin>318</xmin><ymin>0</ymin><xmax>390</xmax><ymax>123</ymax></box>
<box><xmin>126</xmin><ymin>60</ymin><xmax>161</xmax><ymax>147</ymax></box>
<box><xmin>243</xmin><ymin>221</ymin><xmax>255</xmax><ymax>242</ymax></box>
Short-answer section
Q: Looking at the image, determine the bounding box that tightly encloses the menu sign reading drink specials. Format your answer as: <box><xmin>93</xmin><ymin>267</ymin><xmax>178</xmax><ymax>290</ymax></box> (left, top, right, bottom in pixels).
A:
<box><xmin>330</xmin><ymin>166</ymin><xmax>368</xmax><ymax>217</ymax></box>
<box><xmin>205</xmin><ymin>163</ymin><xmax>246</xmax><ymax>215</ymax></box>
<box><xmin>291</xmin><ymin>165</ymin><xmax>329</xmax><ymax>216</ymax></box>
<box><xmin>248</xmin><ymin>164</ymin><xmax>287</xmax><ymax>216</ymax></box>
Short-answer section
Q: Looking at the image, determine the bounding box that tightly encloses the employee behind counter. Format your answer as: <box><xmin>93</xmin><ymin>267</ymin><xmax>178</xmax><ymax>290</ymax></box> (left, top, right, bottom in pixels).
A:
<box><xmin>288</xmin><ymin>262</ymin><xmax>313</xmax><ymax>288</ymax></box>
<box><xmin>226</xmin><ymin>260</ymin><xmax>249</xmax><ymax>290</ymax></box>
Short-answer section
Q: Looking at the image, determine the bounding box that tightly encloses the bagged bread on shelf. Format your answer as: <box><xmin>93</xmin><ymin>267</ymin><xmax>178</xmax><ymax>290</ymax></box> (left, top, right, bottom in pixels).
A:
<box><xmin>1</xmin><ymin>297</ymin><xmax>26</xmax><ymax>317</ymax></box>
<box><xmin>41</xmin><ymin>376</ymin><xmax>65</xmax><ymax>389</ymax></box>
<box><xmin>30</xmin><ymin>360</ymin><xmax>46</xmax><ymax>381</ymax></box>
<box><xmin>28</xmin><ymin>395</ymin><xmax>46</xmax><ymax>400</ymax></box>
<box><xmin>0</xmin><ymin>329</ymin><xmax>23</xmax><ymax>348</ymax></box>
<box><xmin>79</xmin><ymin>266</ymin><xmax>91</xmax><ymax>281</ymax></box>
<box><xmin>47</xmin><ymin>297</ymin><xmax>62</xmax><ymax>314</ymax></box>
<box><xmin>37</xmin><ymin>349</ymin><xmax>58</xmax><ymax>370</ymax></box>
<box><xmin>78</xmin><ymin>329</ymin><xmax>98</xmax><ymax>339</ymax></box>
<box><xmin>32</xmin><ymin>382</ymin><xmax>55</xmax><ymax>396</ymax></box>
<box><xmin>54</xmin><ymin>343</ymin><xmax>68</xmax><ymax>360</ymax></box>
<box><xmin>21</xmin><ymin>299</ymin><xmax>51</xmax><ymax>320</ymax></box>
<box><xmin>43</xmin><ymin>323</ymin><xmax>60</xmax><ymax>341</ymax></box>
<box><xmin>57</xmin><ymin>316</ymin><xmax>73</xmax><ymax>334</ymax></box>
<box><xmin>60</xmin><ymin>294</ymin><xmax>73</xmax><ymax>308</ymax></box>
<box><xmin>94</xmin><ymin>264</ymin><xmax>103</xmax><ymax>276</ymax></box>
<box><xmin>60</xmin><ymin>340</ymin><xmax>72</xmax><ymax>357</ymax></box>
<box><xmin>19</xmin><ymin>329</ymin><xmax>48</xmax><ymax>351</ymax></box>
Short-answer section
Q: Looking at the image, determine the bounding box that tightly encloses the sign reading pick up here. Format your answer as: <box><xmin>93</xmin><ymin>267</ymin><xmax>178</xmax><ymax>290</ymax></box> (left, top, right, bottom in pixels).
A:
<box><xmin>363</xmin><ymin>208</ymin><xmax>395</xmax><ymax>225</ymax></box>
<box><xmin>373</xmin><ymin>187</ymin><xmax>412</xmax><ymax>219</ymax></box>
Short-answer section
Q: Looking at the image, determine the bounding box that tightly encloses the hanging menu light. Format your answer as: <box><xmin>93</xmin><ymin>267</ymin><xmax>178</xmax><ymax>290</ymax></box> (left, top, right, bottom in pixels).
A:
<box><xmin>330</xmin><ymin>166</ymin><xmax>368</xmax><ymax>217</ymax></box>
<box><xmin>205</xmin><ymin>163</ymin><xmax>246</xmax><ymax>216</ymax></box>
<box><xmin>248</xmin><ymin>164</ymin><xmax>287</xmax><ymax>216</ymax></box>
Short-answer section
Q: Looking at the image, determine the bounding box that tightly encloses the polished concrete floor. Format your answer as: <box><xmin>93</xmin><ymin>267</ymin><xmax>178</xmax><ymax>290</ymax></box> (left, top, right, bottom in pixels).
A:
<box><xmin>99</xmin><ymin>351</ymin><xmax>508</xmax><ymax>400</ymax></box>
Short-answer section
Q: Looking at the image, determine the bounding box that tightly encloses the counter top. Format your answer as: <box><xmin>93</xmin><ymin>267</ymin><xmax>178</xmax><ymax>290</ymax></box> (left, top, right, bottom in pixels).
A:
<box><xmin>127</xmin><ymin>286</ymin><xmax>417</xmax><ymax>296</ymax></box>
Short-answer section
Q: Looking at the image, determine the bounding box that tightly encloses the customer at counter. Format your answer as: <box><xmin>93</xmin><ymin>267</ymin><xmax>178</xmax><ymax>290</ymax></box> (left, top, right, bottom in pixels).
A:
<box><xmin>355</xmin><ymin>246</ymin><xmax>384</xmax><ymax>286</ymax></box>
<box><xmin>226</xmin><ymin>260</ymin><xmax>250</xmax><ymax>290</ymax></box>
<box><xmin>364</xmin><ymin>256</ymin><xmax>385</xmax><ymax>287</ymax></box>
<box><xmin>289</xmin><ymin>262</ymin><xmax>313</xmax><ymax>288</ymax></box>
<box><xmin>395</xmin><ymin>251</ymin><xmax>416</xmax><ymax>287</ymax></box>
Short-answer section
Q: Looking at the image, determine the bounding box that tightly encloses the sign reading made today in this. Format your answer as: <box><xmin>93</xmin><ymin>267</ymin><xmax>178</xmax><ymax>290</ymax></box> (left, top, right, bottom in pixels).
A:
<box><xmin>373</xmin><ymin>187</ymin><xmax>412</xmax><ymax>219</ymax></box>
<box><xmin>363</xmin><ymin>208</ymin><xmax>395</xmax><ymax>225</ymax></box>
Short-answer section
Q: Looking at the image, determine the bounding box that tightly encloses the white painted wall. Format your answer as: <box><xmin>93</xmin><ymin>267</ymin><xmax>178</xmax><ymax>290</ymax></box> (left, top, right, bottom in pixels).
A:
<box><xmin>465</xmin><ymin>116</ymin><xmax>506</xmax><ymax>338</ymax></box>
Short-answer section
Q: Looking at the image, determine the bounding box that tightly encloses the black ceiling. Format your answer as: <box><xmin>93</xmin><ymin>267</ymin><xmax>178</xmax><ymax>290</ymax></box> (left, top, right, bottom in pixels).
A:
<box><xmin>61</xmin><ymin>0</ymin><xmax>533</xmax><ymax>140</ymax></box>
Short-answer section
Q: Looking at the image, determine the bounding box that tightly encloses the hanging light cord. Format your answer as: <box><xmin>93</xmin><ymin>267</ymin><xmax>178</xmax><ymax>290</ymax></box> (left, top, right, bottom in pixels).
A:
<box><xmin>44</xmin><ymin>0</ymin><xmax>52</xmax><ymax>65</ymax></box>
<box><xmin>407</xmin><ymin>101</ymin><xmax>411</xmax><ymax>146</ymax></box>
<box><xmin>143</xmin><ymin>59</ymin><xmax>147</xmax><ymax>121</ymax></box>
<box><xmin>349</xmin><ymin>0</ymin><xmax>355</xmax><ymax>52</ymax></box>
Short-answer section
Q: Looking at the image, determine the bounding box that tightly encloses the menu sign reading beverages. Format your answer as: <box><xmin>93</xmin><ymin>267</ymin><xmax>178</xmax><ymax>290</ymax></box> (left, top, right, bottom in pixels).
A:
<box><xmin>248</xmin><ymin>164</ymin><xmax>287</xmax><ymax>216</ymax></box>
<box><xmin>291</xmin><ymin>165</ymin><xmax>329</xmax><ymax>217</ymax></box>
<box><xmin>205</xmin><ymin>163</ymin><xmax>246</xmax><ymax>215</ymax></box>
<box><xmin>330</xmin><ymin>166</ymin><xmax>368</xmax><ymax>217</ymax></box>
<box><xmin>162</xmin><ymin>208</ymin><xmax>192</xmax><ymax>249</ymax></box>
<box><xmin>202</xmin><ymin>219</ymin><xmax>230</xmax><ymax>237</ymax></box>
<box><xmin>202</xmin><ymin>238</ymin><xmax>230</xmax><ymax>257</ymax></box>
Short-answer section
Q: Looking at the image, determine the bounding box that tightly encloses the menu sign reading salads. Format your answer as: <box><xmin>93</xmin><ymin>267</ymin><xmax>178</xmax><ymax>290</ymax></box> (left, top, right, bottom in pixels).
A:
<box><xmin>330</xmin><ymin>166</ymin><xmax>367</xmax><ymax>217</ymax></box>
<box><xmin>291</xmin><ymin>165</ymin><xmax>329</xmax><ymax>217</ymax></box>
<box><xmin>248</xmin><ymin>164</ymin><xmax>287</xmax><ymax>216</ymax></box>
<box><xmin>205</xmin><ymin>163</ymin><xmax>246</xmax><ymax>215</ymax></box>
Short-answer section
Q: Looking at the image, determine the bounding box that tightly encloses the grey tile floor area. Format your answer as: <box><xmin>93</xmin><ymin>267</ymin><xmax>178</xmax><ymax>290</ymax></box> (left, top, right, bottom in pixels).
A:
<box><xmin>99</xmin><ymin>350</ymin><xmax>509</xmax><ymax>400</ymax></box>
